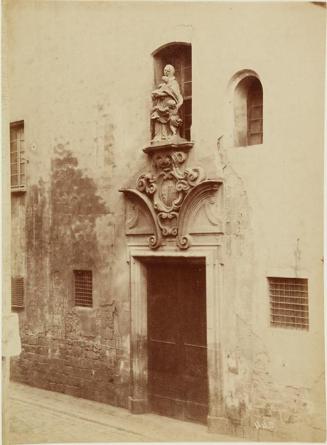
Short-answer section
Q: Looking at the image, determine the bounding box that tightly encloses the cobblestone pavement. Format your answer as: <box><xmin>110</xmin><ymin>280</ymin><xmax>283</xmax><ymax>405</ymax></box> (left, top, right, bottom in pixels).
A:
<box><xmin>7</xmin><ymin>382</ymin><xmax>242</xmax><ymax>444</ymax></box>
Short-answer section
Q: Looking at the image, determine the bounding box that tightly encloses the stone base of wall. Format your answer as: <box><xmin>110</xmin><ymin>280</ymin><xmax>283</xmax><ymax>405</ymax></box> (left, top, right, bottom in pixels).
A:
<box><xmin>208</xmin><ymin>413</ymin><xmax>325</xmax><ymax>442</ymax></box>
<box><xmin>11</xmin><ymin>336</ymin><xmax>325</xmax><ymax>442</ymax></box>
<box><xmin>10</xmin><ymin>333</ymin><xmax>129</xmax><ymax>409</ymax></box>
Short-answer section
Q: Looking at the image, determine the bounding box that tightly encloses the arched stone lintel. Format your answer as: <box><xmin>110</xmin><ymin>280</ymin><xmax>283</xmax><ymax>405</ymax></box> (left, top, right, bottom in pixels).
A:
<box><xmin>151</xmin><ymin>40</ymin><xmax>192</xmax><ymax>57</ymax></box>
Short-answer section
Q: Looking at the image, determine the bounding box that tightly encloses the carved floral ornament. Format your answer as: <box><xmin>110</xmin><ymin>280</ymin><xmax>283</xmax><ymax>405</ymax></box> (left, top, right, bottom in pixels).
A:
<box><xmin>120</xmin><ymin>148</ymin><xmax>222</xmax><ymax>250</ymax></box>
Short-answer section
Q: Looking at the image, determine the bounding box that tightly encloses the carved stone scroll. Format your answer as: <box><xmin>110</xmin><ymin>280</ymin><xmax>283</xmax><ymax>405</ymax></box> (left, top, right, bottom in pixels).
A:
<box><xmin>121</xmin><ymin>189</ymin><xmax>163</xmax><ymax>249</ymax></box>
<box><xmin>176</xmin><ymin>180</ymin><xmax>221</xmax><ymax>249</ymax></box>
<box><xmin>120</xmin><ymin>147</ymin><xmax>223</xmax><ymax>250</ymax></box>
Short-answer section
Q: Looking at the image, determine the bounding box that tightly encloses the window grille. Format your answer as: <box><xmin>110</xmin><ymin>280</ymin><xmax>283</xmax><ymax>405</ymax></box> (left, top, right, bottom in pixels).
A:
<box><xmin>74</xmin><ymin>270</ymin><xmax>93</xmax><ymax>307</ymax></box>
<box><xmin>268</xmin><ymin>277</ymin><xmax>309</xmax><ymax>330</ymax></box>
<box><xmin>247</xmin><ymin>81</ymin><xmax>263</xmax><ymax>145</ymax></box>
<box><xmin>11</xmin><ymin>277</ymin><xmax>25</xmax><ymax>309</ymax></box>
<box><xmin>10</xmin><ymin>121</ymin><xmax>26</xmax><ymax>191</ymax></box>
<box><xmin>181</xmin><ymin>62</ymin><xmax>192</xmax><ymax>141</ymax></box>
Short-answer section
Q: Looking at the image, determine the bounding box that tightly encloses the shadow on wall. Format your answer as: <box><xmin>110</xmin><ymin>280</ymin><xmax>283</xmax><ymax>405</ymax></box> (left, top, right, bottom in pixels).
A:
<box><xmin>50</xmin><ymin>143</ymin><xmax>109</xmax><ymax>267</ymax></box>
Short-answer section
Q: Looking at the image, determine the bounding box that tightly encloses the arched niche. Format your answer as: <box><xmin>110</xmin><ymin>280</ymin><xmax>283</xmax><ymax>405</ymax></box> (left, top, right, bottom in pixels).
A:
<box><xmin>224</xmin><ymin>69</ymin><xmax>264</xmax><ymax>148</ymax></box>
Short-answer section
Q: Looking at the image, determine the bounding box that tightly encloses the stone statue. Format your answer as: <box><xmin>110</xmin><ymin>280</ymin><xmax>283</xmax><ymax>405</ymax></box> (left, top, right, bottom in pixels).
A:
<box><xmin>151</xmin><ymin>64</ymin><xmax>183</xmax><ymax>143</ymax></box>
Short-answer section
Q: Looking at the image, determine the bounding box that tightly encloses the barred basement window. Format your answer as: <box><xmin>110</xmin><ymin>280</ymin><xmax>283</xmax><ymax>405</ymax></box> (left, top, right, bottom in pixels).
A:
<box><xmin>10</xmin><ymin>121</ymin><xmax>26</xmax><ymax>191</ymax></box>
<box><xmin>268</xmin><ymin>277</ymin><xmax>309</xmax><ymax>330</ymax></box>
<box><xmin>11</xmin><ymin>277</ymin><xmax>25</xmax><ymax>309</ymax></box>
<box><xmin>74</xmin><ymin>270</ymin><xmax>93</xmax><ymax>307</ymax></box>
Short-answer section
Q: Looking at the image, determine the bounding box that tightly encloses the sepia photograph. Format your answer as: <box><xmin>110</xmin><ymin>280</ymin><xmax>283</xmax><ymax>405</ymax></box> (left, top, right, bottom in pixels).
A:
<box><xmin>2</xmin><ymin>0</ymin><xmax>326</xmax><ymax>443</ymax></box>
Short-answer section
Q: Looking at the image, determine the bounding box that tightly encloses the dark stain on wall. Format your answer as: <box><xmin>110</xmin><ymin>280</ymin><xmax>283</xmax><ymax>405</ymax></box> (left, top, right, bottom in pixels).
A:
<box><xmin>50</xmin><ymin>144</ymin><xmax>108</xmax><ymax>267</ymax></box>
<box><xmin>11</xmin><ymin>144</ymin><xmax>129</xmax><ymax>409</ymax></box>
<box><xmin>25</xmin><ymin>179</ymin><xmax>49</xmax><ymax>329</ymax></box>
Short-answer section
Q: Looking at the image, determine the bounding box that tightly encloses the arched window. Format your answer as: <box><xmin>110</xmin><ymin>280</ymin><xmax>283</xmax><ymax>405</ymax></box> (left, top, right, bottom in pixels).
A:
<box><xmin>153</xmin><ymin>43</ymin><xmax>192</xmax><ymax>141</ymax></box>
<box><xmin>234</xmin><ymin>75</ymin><xmax>263</xmax><ymax>146</ymax></box>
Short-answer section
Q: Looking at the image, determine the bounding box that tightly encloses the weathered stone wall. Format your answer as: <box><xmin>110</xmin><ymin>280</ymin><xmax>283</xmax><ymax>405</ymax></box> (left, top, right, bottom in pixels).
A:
<box><xmin>11</xmin><ymin>314</ymin><xmax>127</xmax><ymax>406</ymax></box>
<box><xmin>11</xmin><ymin>143</ymin><xmax>130</xmax><ymax>406</ymax></box>
<box><xmin>6</xmin><ymin>1</ymin><xmax>325</xmax><ymax>441</ymax></box>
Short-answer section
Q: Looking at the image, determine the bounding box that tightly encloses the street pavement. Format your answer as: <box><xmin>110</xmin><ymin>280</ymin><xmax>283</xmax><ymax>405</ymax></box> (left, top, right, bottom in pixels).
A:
<box><xmin>7</xmin><ymin>382</ymin><xmax>242</xmax><ymax>444</ymax></box>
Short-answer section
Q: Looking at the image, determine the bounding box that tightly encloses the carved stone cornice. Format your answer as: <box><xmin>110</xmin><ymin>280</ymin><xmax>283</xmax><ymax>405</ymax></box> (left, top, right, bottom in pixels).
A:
<box><xmin>120</xmin><ymin>145</ymin><xmax>222</xmax><ymax>250</ymax></box>
<box><xmin>143</xmin><ymin>137</ymin><xmax>193</xmax><ymax>154</ymax></box>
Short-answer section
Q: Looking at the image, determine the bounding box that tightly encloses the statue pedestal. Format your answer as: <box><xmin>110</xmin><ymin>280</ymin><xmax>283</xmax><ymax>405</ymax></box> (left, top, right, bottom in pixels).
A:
<box><xmin>143</xmin><ymin>136</ymin><xmax>193</xmax><ymax>155</ymax></box>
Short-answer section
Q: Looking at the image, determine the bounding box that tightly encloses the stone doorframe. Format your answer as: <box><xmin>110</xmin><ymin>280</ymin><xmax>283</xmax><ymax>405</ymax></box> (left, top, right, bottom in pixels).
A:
<box><xmin>128</xmin><ymin>244</ymin><xmax>228</xmax><ymax>432</ymax></box>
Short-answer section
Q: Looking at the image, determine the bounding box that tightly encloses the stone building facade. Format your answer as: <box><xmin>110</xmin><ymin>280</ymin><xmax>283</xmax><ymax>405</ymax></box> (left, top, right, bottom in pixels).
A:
<box><xmin>4</xmin><ymin>1</ymin><xmax>326</xmax><ymax>441</ymax></box>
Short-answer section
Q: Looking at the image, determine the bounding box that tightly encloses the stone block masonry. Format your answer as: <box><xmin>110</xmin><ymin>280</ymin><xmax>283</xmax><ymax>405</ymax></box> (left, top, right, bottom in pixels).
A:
<box><xmin>11</xmin><ymin>332</ymin><xmax>129</xmax><ymax>408</ymax></box>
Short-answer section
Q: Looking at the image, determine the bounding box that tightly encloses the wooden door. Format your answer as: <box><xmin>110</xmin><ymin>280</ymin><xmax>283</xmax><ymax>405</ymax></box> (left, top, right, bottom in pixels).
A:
<box><xmin>147</xmin><ymin>259</ymin><xmax>208</xmax><ymax>424</ymax></box>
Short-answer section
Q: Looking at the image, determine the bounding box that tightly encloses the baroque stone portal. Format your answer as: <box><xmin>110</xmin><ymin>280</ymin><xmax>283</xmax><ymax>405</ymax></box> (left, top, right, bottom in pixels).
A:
<box><xmin>137</xmin><ymin>150</ymin><xmax>204</xmax><ymax>239</ymax></box>
<box><xmin>120</xmin><ymin>146</ymin><xmax>221</xmax><ymax>250</ymax></box>
<box><xmin>120</xmin><ymin>63</ymin><xmax>222</xmax><ymax>250</ymax></box>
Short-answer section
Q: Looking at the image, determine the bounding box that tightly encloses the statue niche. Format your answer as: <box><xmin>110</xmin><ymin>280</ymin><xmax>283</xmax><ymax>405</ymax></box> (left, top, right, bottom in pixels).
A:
<box><xmin>151</xmin><ymin>65</ymin><xmax>184</xmax><ymax>144</ymax></box>
<box><xmin>120</xmin><ymin>54</ymin><xmax>223</xmax><ymax>250</ymax></box>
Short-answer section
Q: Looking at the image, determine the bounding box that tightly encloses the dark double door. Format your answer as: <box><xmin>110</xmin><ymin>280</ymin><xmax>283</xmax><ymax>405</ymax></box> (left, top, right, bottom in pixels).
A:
<box><xmin>147</xmin><ymin>259</ymin><xmax>208</xmax><ymax>424</ymax></box>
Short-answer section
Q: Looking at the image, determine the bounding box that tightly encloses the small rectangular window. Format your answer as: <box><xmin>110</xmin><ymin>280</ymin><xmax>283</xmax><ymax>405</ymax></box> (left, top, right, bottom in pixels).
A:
<box><xmin>11</xmin><ymin>277</ymin><xmax>25</xmax><ymax>309</ymax></box>
<box><xmin>74</xmin><ymin>270</ymin><xmax>93</xmax><ymax>307</ymax></box>
<box><xmin>10</xmin><ymin>121</ymin><xmax>26</xmax><ymax>191</ymax></box>
<box><xmin>268</xmin><ymin>277</ymin><xmax>309</xmax><ymax>330</ymax></box>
